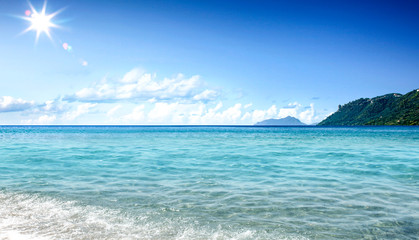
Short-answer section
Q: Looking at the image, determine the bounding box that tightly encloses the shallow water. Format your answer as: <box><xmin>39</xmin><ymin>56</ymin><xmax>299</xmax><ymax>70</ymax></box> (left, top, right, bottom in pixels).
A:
<box><xmin>0</xmin><ymin>126</ymin><xmax>418</xmax><ymax>239</ymax></box>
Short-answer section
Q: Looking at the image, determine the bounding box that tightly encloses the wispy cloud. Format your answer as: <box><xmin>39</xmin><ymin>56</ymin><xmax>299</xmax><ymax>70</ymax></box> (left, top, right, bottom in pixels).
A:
<box><xmin>62</xmin><ymin>103</ymin><xmax>97</xmax><ymax>121</ymax></box>
<box><xmin>192</xmin><ymin>89</ymin><xmax>219</xmax><ymax>102</ymax></box>
<box><xmin>64</xmin><ymin>68</ymin><xmax>219</xmax><ymax>103</ymax></box>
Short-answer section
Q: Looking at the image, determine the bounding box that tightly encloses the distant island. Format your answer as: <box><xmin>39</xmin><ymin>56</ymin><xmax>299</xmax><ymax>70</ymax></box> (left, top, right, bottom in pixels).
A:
<box><xmin>318</xmin><ymin>89</ymin><xmax>419</xmax><ymax>126</ymax></box>
<box><xmin>255</xmin><ymin>116</ymin><xmax>306</xmax><ymax>126</ymax></box>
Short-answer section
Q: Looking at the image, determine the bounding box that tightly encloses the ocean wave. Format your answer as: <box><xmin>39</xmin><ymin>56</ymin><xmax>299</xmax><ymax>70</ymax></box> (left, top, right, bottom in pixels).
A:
<box><xmin>0</xmin><ymin>191</ymin><xmax>307</xmax><ymax>240</ymax></box>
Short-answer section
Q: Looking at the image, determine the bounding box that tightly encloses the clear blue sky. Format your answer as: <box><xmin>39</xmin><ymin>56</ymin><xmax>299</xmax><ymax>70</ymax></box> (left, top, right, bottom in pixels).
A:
<box><xmin>0</xmin><ymin>0</ymin><xmax>418</xmax><ymax>124</ymax></box>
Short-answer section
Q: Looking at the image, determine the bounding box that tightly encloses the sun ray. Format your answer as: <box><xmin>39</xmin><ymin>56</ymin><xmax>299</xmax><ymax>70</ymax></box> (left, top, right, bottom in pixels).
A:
<box><xmin>41</xmin><ymin>0</ymin><xmax>46</xmax><ymax>15</ymax></box>
<box><xmin>28</xmin><ymin>2</ymin><xmax>36</xmax><ymax>15</ymax></box>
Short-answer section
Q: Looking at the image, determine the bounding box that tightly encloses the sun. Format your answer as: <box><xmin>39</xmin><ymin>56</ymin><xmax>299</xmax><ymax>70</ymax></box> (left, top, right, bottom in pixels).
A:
<box><xmin>21</xmin><ymin>1</ymin><xmax>63</xmax><ymax>42</ymax></box>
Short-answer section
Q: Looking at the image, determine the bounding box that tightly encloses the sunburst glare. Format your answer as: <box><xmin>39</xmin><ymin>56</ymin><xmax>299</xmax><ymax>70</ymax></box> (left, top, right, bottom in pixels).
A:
<box><xmin>21</xmin><ymin>1</ymin><xmax>63</xmax><ymax>43</ymax></box>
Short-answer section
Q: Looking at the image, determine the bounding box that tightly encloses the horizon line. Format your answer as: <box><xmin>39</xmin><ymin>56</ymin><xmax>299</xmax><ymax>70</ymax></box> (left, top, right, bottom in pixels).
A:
<box><xmin>1</xmin><ymin>125</ymin><xmax>417</xmax><ymax>127</ymax></box>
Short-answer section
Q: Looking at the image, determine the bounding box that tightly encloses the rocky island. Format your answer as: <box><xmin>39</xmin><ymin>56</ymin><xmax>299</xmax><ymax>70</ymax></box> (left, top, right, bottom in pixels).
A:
<box><xmin>255</xmin><ymin>116</ymin><xmax>306</xmax><ymax>126</ymax></box>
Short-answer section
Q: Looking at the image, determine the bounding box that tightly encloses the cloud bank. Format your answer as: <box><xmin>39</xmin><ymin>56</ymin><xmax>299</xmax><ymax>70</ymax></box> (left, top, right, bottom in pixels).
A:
<box><xmin>1</xmin><ymin>68</ymin><xmax>325</xmax><ymax>125</ymax></box>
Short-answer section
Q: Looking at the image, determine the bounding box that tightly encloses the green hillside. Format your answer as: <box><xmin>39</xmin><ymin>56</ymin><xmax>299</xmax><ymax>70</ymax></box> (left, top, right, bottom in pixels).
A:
<box><xmin>318</xmin><ymin>89</ymin><xmax>419</xmax><ymax>126</ymax></box>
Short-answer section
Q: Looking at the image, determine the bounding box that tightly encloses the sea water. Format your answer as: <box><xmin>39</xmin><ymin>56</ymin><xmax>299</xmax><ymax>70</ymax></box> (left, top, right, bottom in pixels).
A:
<box><xmin>0</xmin><ymin>126</ymin><xmax>418</xmax><ymax>239</ymax></box>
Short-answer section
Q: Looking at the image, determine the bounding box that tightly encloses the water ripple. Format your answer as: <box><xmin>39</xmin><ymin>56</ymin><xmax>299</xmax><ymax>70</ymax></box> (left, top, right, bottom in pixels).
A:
<box><xmin>0</xmin><ymin>126</ymin><xmax>418</xmax><ymax>239</ymax></box>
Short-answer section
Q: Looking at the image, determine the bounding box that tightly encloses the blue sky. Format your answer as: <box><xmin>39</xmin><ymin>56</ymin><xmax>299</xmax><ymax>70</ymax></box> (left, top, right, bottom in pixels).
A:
<box><xmin>0</xmin><ymin>0</ymin><xmax>418</xmax><ymax>124</ymax></box>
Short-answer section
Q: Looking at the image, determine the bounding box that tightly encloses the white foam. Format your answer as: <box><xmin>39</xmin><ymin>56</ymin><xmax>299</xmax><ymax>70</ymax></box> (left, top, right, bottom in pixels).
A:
<box><xmin>0</xmin><ymin>230</ymin><xmax>49</xmax><ymax>240</ymax></box>
<box><xmin>0</xmin><ymin>191</ymin><xmax>308</xmax><ymax>240</ymax></box>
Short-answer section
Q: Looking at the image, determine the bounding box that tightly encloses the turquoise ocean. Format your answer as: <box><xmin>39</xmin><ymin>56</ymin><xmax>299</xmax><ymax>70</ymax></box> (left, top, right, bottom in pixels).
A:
<box><xmin>0</xmin><ymin>126</ymin><xmax>418</xmax><ymax>239</ymax></box>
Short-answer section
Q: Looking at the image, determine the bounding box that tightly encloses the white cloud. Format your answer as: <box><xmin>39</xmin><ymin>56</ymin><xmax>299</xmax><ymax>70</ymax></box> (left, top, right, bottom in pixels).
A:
<box><xmin>215</xmin><ymin>103</ymin><xmax>242</xmax><ymax>123</ymax></box>
<box><xmin>147</xmin><ymin>98</ymin><xmax>157</xmax><ymax>103</ymax></box>
<box><xmin>120</xmin><ymin>68</ymin><xmax>146</xmax><ymax>83</ymax></box>
<box><xmin>121</xmin><ymin>105</ymin><xmax>145</xmax><ymax>122</ymax></box>
<box><xmin>0</xmin><ymin>68</ymin><xmax>326</xmax><ymax>125</ymax></box>
<box><xmin>298</xmin><ymin>103</ymin><xmax>315</xmax><ymax>124</ymax></box>
<box><xmin>286</xmin><ymin>102</ymin><xmax>301</xmax><ymax>108</ymax></box>
<box><xmin>250</xmin><ymin>105</ymin><xmax>278</xmax><ymax>123</ymax></box>
<box><xmin>21</xmin><ymin>115</ymin><xmax>56</xmax><ymax>125</ymax></box>
<box><xmin>0</xmin><ymin>96</ymin><xmax>34</xmax><ymax>112</ymax></box>
<box><xmin>107</xmin><ymin>105</ymin><xmax>122</xmax><ymax>117</ymax></box>
<box><xmin>148</xmin><ymin>102</ymin><xmax>187</xmax><ymax>124</ymax></box>
<box><xmin>276</xmin><ymin>102</ymin><xmax>317</xmax><ymax>124</ymax></box>
<box><xmin>278</xmin><ymin>107</ymin><xmax>298</xmax><ymax>119</ymax></box>
<box><xmin>62</xmin><ymin>103</ymin><xmax>97</xmax><ymax>121</ymax></box>
<box><xmin>132</xmin><ymin>101</ymin><xmax>244</xmax><ymax>125</ymax></box>
<box><xmin>189</xmin><ymin>102</ymin><xmax>243</xmax><ymax>124</ymax></box>
<box><xmin>193</xmin><ymin>89</ymin><xmax>219</xmax><ymax>101</ymax></box>
<box><xmin>71</xmin><ymin>83</ymin><xmax>115</xmax><ymax>102</ymax></box>
<box><xmin>113</xmin><ymin>101</ymin><xmax>318</xmax><ymax>125</ymax></box>
<box><xmin>188</xmin><ymin>102</ymin><xmax>217</xmax><ymax>124</ymax></box>
<box><xmin>241</xmin><ymin>102</ymin><xmax>317</xmax><ymax>124</ymax></box>
<box><xmin>35</xmin><ymin>99</ymin><xmax>68</xmax><ymax>114</ymax></box>
<box><xmin>5</xmin><ymin>96</ymin><xmax>321</xmax><ymax>125</ymax></box>
<box><xmin>244</xmin><ymin>103</ymin><xmax>252</xmax><ymax>109</ymax></box>
<box><xmin>15</xmin><ymin>101</ymin><xmax>97</xmax><ymax>125</ymax></box>
<box><xmin>65</xmin><ymin>68</ymin><xmax>218</xmax><ymax>103</ymax></box>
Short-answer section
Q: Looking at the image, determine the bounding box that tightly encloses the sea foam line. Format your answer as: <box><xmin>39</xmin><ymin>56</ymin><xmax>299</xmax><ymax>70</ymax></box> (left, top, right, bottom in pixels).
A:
<box><xmin>0</xmin><ymin>191</ymin><xmax>307</xmax><ymax>240</ymax></box>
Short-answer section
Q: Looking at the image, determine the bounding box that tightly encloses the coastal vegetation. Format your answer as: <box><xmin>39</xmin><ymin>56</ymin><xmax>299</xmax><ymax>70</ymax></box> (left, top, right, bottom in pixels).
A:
<box><xmin>318</xmin><ymin>89</ymin><xmax>419</xmax><ymax>126</ymax></box>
